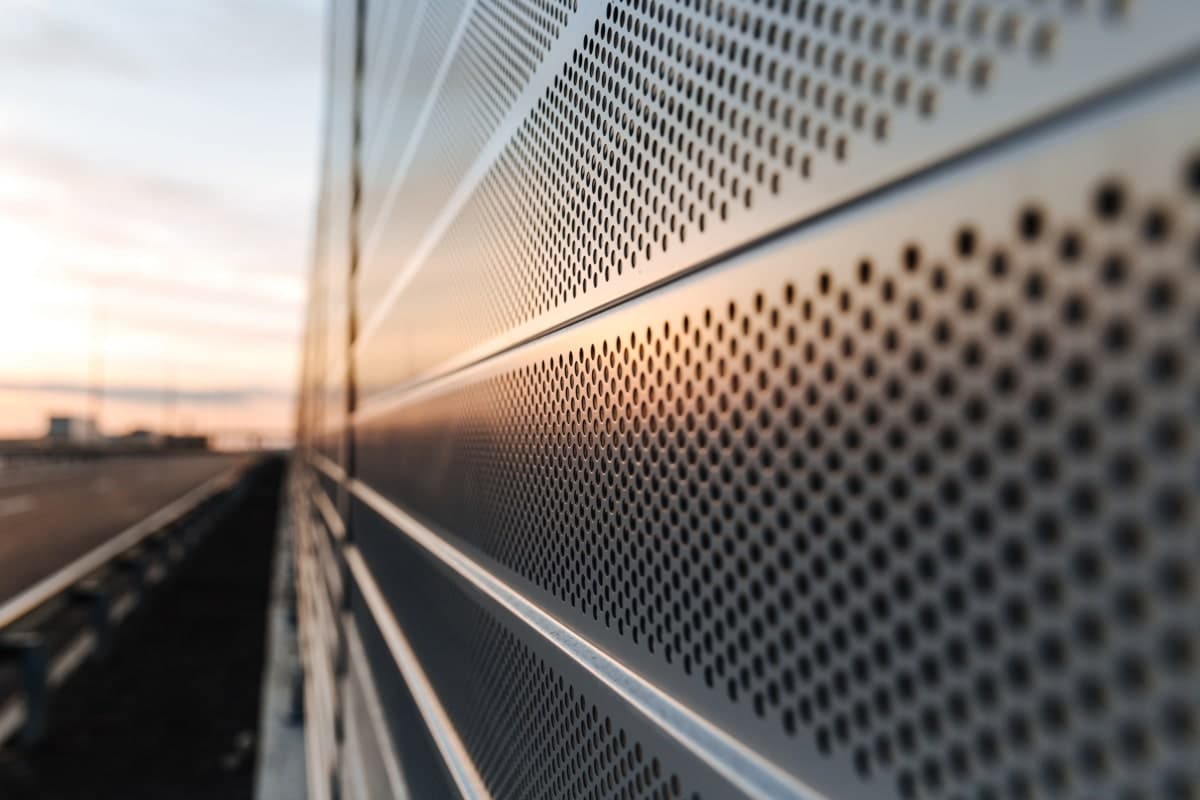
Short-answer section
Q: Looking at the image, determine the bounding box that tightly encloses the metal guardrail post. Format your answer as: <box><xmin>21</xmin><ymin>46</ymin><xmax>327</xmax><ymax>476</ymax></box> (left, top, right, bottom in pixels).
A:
<box><xmin>70</xmin><ymin>584</ymin><xmax>112</xmax><ymax>659</ymax></box>
<box><xmin>117</xmin><ymin>551</ymin><xmax>150</xmax><ymax>601</ymax></box>
<box><xmin>286</xmin><ymin>503</ymin><xmax>304</xmax><ymax>727</ymax></box>
<box><xmin>0</xmin><ymin>633</ymin><xmax>49</xmax><ymax>745</ymax></box>
<box><xmin>143</xmin><ymin>534</ymin><xmax>174</xmax><ymax>579</ymax></box>
<box><xmin>154</xmin><ymin>522</ymin><xmax>186</xmax><ymax>564</ymax></box>
<box><xmin>286</xmin><ymin>582</ymin><xmax>299</xmax><ymax>628</ymax></box>
<box><xmin>289</xmin><ymin>667</ymin><xmax>305</xmax><ymax>726</ymax></box>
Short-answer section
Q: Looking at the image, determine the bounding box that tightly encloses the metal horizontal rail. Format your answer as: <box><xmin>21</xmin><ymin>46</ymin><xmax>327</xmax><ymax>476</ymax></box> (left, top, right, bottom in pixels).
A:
<box><xmin>311</xmin><ymin>482</ymin><xmax>346</xmax><ymax>543</ymax></box>
<box><xmin>307</xmin><ymin>451</ymin><xmax>346</xmax><ymax>485</ymax></box>
<box><xmin>0</xmin><ymin>464</ymin><xmax>243</xmax><ymax>630</ymax></box>
<box><xmin>344</xmin><ymin>614</ymin><xmax>410</xmax><ymax>800</ymax></box>
<box><xmin>343</xmin><ymin>543</ymin><xmax>490</xmax><ymax>800</ymax></box>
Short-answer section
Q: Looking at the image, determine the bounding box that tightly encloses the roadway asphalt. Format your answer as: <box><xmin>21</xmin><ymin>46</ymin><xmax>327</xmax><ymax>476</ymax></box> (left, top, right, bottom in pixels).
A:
<box><xmin>0</xmin><ymin>454</ymin><xmax>241</xmax><ymax>603</ymax></box>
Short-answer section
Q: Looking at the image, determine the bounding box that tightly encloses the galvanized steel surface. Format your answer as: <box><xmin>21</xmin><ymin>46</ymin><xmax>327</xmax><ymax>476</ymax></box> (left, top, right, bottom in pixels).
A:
<box><xmin>294</xmin><ymin>2</ymin><xmax>1200</xmax><ymax>798</ymax></box>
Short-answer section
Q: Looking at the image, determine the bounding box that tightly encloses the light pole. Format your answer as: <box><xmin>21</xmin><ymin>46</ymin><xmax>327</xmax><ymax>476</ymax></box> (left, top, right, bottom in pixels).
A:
<box><xmin>88</xmin><ymin>297</ymin><xmax>105</xmax><ymax>439</ymax></box>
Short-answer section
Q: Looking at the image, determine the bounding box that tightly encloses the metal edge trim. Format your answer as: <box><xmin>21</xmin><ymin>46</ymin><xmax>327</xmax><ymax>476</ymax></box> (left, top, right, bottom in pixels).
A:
<box><xmin>343</xmin><ymin>545</ymin><xmax>491</xmax><ymax>800</ymax></box>
<box><xmin>309</xmin><ymin>451</ymin><xmax>347</xmax><ymax>484</ymax></box>
<box><xmin>47</xmin><ymin>630</ymin><xmax>96</xmax><ymax>687</ymax></box>
<box><xmin>312</xmin><ymin>482</ymin><xmax>347</xmax><ymax>543</ymax></box>
<box><xmin>345</xmin><ymin>614</ymin><xmax>410</xmax><ymax>800</ymax></box>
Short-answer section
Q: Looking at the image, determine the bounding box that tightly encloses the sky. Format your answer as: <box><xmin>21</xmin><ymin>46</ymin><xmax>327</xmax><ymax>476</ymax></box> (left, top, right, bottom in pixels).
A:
<box><xmin>0</xmin><ymin>0</ymin><xmax>327</xmax><ymax>444</ymax></box>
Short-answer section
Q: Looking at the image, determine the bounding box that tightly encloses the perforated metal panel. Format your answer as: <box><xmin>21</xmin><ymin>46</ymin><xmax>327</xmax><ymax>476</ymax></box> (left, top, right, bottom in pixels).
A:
<box><xmin>295</xmin><ymin>1</ymin><xmax>1200</xmax><ymax>798</ymax></box>
<box><xmin>353</xmin><ymin>75</ymin><xmax>1200</xmax><ymax>798</ymax></box>
<box><xmin>354</xmin><ymin>498</ymin><xmax>740</xmax><ymax>799</ymax></box>
<box><xmin>355</xmin><ymin>0</ymin><xmax>1200</xmax><ymax>400</ymax></box>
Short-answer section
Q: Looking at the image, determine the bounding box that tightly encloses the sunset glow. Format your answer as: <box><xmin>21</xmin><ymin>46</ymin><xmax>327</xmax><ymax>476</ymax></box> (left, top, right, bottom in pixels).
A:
<box><xmin>0</xmin><ymin>0</ymin><xmax>325</xmax><ymax>443</ymax></box>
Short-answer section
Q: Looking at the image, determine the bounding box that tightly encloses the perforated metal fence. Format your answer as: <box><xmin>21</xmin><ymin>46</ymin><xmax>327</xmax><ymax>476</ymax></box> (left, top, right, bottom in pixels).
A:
<box><xmin>292</xmin><ymin>3</ymin><xmax>1200</xmax><ymax>799</ymax></box>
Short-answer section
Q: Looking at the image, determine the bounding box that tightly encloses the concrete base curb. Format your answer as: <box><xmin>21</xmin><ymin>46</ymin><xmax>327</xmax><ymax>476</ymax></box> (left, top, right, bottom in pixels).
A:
<box><xmin>253</xmin><ymin>494</ymin><xmax>307</xmax><ymax>800</ymax></box>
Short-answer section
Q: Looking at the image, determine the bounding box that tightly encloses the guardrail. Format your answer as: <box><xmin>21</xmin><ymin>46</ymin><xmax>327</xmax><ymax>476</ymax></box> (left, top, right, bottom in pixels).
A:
<box><xmin>0</xmin><ymin>460</ymin><xmax>253</xmax><ymax>749</ymax></box>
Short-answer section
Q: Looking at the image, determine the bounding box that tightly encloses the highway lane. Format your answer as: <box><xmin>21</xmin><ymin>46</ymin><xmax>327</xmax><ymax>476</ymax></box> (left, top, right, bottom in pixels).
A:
<box><xmin>0</xmin><ymin>454</ymin><xmax>242</xmax><ymax>604</ymax></box>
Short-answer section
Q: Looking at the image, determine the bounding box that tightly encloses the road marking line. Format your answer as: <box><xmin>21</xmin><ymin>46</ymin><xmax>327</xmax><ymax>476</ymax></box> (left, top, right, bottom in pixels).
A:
<box><xmin>0</xmin><ymin>494</ymin><xmax>35</xmax><ymax>519</ymax></box>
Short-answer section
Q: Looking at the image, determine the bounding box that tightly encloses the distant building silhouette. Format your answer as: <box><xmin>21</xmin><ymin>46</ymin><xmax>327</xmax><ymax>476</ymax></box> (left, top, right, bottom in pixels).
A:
<box><xmin>46</xmin><ymin>415</ymin><xmax>99</xmax><ymax>444</ymax></box>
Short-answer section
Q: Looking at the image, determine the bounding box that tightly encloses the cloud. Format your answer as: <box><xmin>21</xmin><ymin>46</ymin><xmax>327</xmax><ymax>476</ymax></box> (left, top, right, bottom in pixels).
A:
<box><xmin>113</xmin><ymin>304</ymin><xmax>302</xmax><ymax>346</ymax></box>
<box><xmin>1</xmin><ymin>134</ymin><xmax>250</xmax><ymax>227</ymax></box>
<box><xmin>3</xmin><ymin>137</ymin><xmax>168</xmax><ymax>206</ymax></box>
<box><xmin>185</xmin><ymin>0</ymin><xmax>326</xmax><ymax>79</ymax></box>
<box><xmin>0</xmin><ymin>0</ymin><xmax>324</xmax><ymax>83</ymax></box>
<box><xmin>0</xmin><ymin>379</ymin><xmax>290</xmax><ymax>407</ymax></box>
<box><xmin>74</xmin><ymin>268</ymin><xmax>302</xmax><ymax>315</ymax></box>
<box><xmin>0</xmin><ymin>10</ymin><xmax>143</xmax><ymax>78</ymax></box>
<box><xmin>0</xmin><ymin>133</ymin><xmax>311</xmax><ymax>283</ymax></box>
